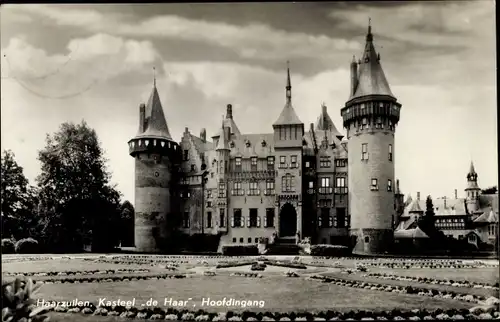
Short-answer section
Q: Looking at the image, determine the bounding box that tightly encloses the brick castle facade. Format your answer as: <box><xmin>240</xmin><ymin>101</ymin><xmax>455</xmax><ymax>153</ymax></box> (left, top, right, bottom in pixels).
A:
<box><xmin>128</xmin><ymin>25</ymin><xmax>405</xmax><ymax>255</ymax></box>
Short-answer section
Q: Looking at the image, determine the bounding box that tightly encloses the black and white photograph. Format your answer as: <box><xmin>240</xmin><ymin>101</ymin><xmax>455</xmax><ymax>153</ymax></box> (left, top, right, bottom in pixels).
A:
<box><xmin>1</xmin><ymin>1</ymin><xmax>498</xmax><ymax>321</ymax></box>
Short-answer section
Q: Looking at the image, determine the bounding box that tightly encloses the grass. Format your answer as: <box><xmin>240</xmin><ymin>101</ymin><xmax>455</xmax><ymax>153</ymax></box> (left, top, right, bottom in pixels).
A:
<box><xmin>34</xmin><ymin>275</ymin><xmax>473</xmax><ymax>313</ymax></box>
<box><xmin>2</xmin><ymin>259</ymin><xmax>155</xmax><ymax>274</ymax></box>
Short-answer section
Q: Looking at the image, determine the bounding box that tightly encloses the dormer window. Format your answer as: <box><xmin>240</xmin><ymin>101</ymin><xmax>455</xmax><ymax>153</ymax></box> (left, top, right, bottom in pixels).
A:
<box><xmin>245</xmin><ymin>139</ymin><xmax>251</xmax><ymax>147</ymax></box>
<box><xmin>261</xmin><ymin>140</ymin><xmax>267</xmax><ymax>147</ymax></box>
<box><xmin>235</xmin><ymin>157</ymin><xmax>242</xmax><ymax>172</ymax></box>
<box><xmin>230</xmin><ymin>141</ymin><xmax>235</xmax><ymax>148</ymax></box>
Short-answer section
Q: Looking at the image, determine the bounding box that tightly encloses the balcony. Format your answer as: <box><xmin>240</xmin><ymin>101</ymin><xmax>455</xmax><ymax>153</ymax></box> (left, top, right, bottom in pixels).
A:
<box><xmin>334</xmin><ymin>187</ymin><xmax>348</xmax><ymax>194</ymax></box>
<box><xmin>264</xmin><ymin>189</ymin><xmax>276</xmax><ymax>196</ymax></box>
<box><xmin>319</xmin><ymin>187</ymin><xmax>333</xmax><ymax>195</ymax></box>
<box><xmin>247</xmin><ymin>189</ymin><xmax>261</xmax><ymax>196</ymax></box>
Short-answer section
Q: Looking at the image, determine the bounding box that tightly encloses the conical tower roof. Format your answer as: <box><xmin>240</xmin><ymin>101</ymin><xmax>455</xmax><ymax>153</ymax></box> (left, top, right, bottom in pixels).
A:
<box><xmin>349</xmin><ymin>23</ymin><xmax>395</xmax><ymax>101</ymax></box>
<box><xmin>136</xmin><ymin>79</ymin><xmax>172</xmax><ymax>140</ymax></box>
<box><xmin>273</xmin><ymin>62</ymin><xmax>303</xmax><ymax>126</ymax></box>
<box><xmin>315</xmin><ymin>103</ymin><xmax>343</xmax><ymax>140</ymax></box>
<box><xmin>468</xmin><ymin>161</ymin><xmax>477</xmax><ymax>176</ymax></box>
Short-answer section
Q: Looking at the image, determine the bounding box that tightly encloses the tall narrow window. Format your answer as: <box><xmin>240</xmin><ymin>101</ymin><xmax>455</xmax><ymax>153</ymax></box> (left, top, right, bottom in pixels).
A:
<box><xmin>265</xmin><ymin>208</ymin><xmax>275</xmax><ymax>227</ymax></box>
<box><xmin>183</xmin><ymin>150</ymin><xmax>189</xmax><ymax>161</ymax></box>
<box><xmin>376</xmin><ymin>117</ymin><xmax>383</xmax><ymax>129</ymax></box>
<box><xmin>335</xmin><ymin>177</ymin><xmax>346</xmax><ymax>194</ymax></box>
<box><xmin>387</xmin><ymin>179</ymin><xmax>392</xmax><ymax>192</ymax></box>
<box><xmin>282</xmin><ymin>174</ymin><xmax>294</xmax><ymax>192</ymax></box>
<box><xmin>249</xmin><ymin>208</ymin><xmax>258</xmax><ymax>227</ymax></box>
<box><xmin>279</xmin><ymin>156</ymin><xmax>287</xmax><ymax>169</ymax></box>
<box><xmin>206</xmin><ymin>211</ymin><xmax>212</xmax><ymax>228</ymax></box>
<box><xmin>290</xmin><ymin>155</ymin><xmax>298</xmax><ymax>168</ymax></box>
<box><xmin>248</xmin><ymin>181</ymin><xmax>259</xmax><ymax>196</ymax></box>
<box><xmin>371</xmin><ymin>178</ymin><xmax>378</xmax><ymax>191</ymax></box>
<box><xmin>235</xmin><ymin>157</ymin><xmax>242</xmax><ymax>172</ymax></box>
<box><xmin>251</xmin><ymin>157</ymin><xmax>258</xmax><ymax>171</ymax></box>
<box><xmin>265</xmin><ymin>180</ymin><xmax>275</xmax><ymax>195</ymax></box>
<box><xmin>361</xmin><ymin>143</ymin><xmax>368</xmax><ymax>160</ymax></box>
<box><xmin>267</xmin><ymin>157</ymin><xmax>275</xmax><ymax>171</ymax></box>
<box><xmin>183</xmin><ymin>212</ymin><xmax>190</xmax><ymax>228</ymax></box>
<box><xmin>389</xmin><ymin>144</ymin><xmax>393</xmax><ymax>161</ymax></box>
<box><xmin>320</xmin><ymin>177</ymin><xmax>331</xmax><ymax>194</ymax></box>
<box><xmin>219</xmin><ymin>208</ymin><xmax>225</xmax><ymax>227</ymax></box>
<box><xmin>320</xmin><ymin>156</ymin><xmax>331</xmax><ymax>168</ymax></box>
<box><xmin>218</xmin><ymin>182</ymin><xmax>226</xmax><ymax>198</ymax></box>
<box><xmin>361</xmin><ymin>118</ymin><xmax>367</xmax><ymax>130</ymax></box>
<box><xmin>232</xmin><ymin>182</ymin><xmax>243</xmax><ymax>196</ymax></box>
<box><xmin>232</xmin><ymin>209</ymin><xmax>242</xmax><ymax>227</ymax></box>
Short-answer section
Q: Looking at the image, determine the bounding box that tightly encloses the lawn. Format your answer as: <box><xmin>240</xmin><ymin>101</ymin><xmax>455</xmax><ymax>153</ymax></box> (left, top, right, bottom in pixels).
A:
<box><xmin>34</xmin><ymin>275</ymin><xmax>473</xmax><ymax>313</ymax></box>
<box><xmin>2</xmin><ymin>259</ymin><xmax>155</xmax><ymax>274</ymax></box>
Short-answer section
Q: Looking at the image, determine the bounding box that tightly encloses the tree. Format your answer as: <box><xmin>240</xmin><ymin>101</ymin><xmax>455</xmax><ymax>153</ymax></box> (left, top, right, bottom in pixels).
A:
<box><xmin>418</xmin><ymin>195</ymin><xmax>438</xmax><ymax>238</ymax></box>
<box><xmin>36</xmin><ymin>121</ymin><xmax>122</xmax><ymax>252</ymax></box>
<box><xmin>119</xmin><ymin>200</ymin><xmax>135</xmax><ymax>247</ymax></box>
<box><xmin>481</xmin><ymin>186</ymin><xmax>498</xmax><ymax>194</ymax></box>
<box><xmin>1</xmin><ymin>150</ymin><xmax>39</xmax><ymax>239</ymax></box>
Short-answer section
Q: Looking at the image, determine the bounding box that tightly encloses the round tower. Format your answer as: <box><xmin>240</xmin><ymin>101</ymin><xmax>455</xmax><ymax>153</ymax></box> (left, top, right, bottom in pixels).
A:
<box><xmin>341</xmin><ymin>23</ymin><xmax>402</xmax><ymax>255</ymax></box>
<box><xmin>465</xmin><ymin>161</ymin><xmax>481</xmax><ymax>213</ymax></box>
<box><xmin>128</xmin><ymin>80</ymin><xmax>180</xmax><ymax>253</ymax></box>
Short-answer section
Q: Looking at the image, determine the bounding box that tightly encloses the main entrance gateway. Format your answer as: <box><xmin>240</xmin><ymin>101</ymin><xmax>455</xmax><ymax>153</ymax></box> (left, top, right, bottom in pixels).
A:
<box><xmin>279</xmin><ymin>203</ymin><xmax>297</xmax><ymax>237</ymax></box>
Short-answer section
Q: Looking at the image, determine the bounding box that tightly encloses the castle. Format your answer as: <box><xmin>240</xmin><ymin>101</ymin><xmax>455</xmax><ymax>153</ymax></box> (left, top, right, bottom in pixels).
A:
<box><xmin>128</xmin><ymin>24</ymin><xmax>404</xmax><ymax>255</ymax></box>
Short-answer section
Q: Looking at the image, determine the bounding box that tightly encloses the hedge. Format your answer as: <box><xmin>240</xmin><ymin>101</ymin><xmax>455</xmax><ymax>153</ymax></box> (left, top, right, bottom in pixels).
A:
<box><xmin>14</xmin><ymin>238</ymin><xmax>39</xmax><ymax>254</ymax></box>
<box><xmin>310</xmin><ymin>244</ymin><xmax>350</xmax><ymax>257</ymax></box>
<box><xmin>222</xmin><ymin>245</ymin><xmax>259</xmax><ymax>256</ymax></box>
<box><xmin>2</xmin><ymin>238</ymin><xmax>15</xmax><ymax>254</ymax></box>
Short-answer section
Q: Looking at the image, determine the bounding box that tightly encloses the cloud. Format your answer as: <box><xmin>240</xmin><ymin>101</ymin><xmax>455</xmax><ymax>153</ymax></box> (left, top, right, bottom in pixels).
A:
<box><xmin>15</xmin><ymin>4</ymin><xmax>361</xmax><ymax>60</ymax></box>
<box><xmin>1</xmin><ymin>34</ymin><xmax>159</xmax><ymax>98</ymax></box>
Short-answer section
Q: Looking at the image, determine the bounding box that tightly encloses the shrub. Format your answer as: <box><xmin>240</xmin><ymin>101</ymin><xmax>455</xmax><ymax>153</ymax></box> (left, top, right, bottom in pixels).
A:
<box><xmin>2</xmin><ymin>238</ymin><xmax>15</xmax><ymax>254</ymax></box>
<box><xmin>310</xmin><ymin>244</ymin><xmax>350</xmax><ymax>257</ymax></box>
<box><xmin>2</xmin><ymin>277</ymin><xmax>50</xmax><ymax>321</ymax></box>
<box><xmin>222</xmin><ymin>245</ymin><xmax>259</xmax><ymax>256</ymax></box>
<box><xmin>15</xmin><ymin>238</ymin><xmax>39</xmax><ymax>254</ymax></box>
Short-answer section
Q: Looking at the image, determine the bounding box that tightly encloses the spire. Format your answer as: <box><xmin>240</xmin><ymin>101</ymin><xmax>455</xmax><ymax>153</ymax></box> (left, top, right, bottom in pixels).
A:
<box><xmin>135</xmin><ymin>78</ymin><xmax>172</xmax><ymax>140</ymax></box>
<box><xmin>469</xmin><ymin>160</ymin><xmax>476</xmax><ymax>175</ymax></box>
<box><xmin>286</xmin><ymin>60</ymin><xmax>292</xmax><ymax>105</ymax></box>
<box><xmin>348</xmin><ymin>21</ymin><xmax>395</xmax><ymax>101</ymax></box>
<box><xmin>273</xmin><ymin>61</ymin><xmax>303</xmax><ymax>126</ymax></box>
<box><xmin>153</xmin><ymin>66</ymin><xmax>156</xmax><ymax>88</ymax></box>
<box><xmin>395</xmin><ymin>179</ymin><xmax>402</xmax><ymax>195</ymax></box>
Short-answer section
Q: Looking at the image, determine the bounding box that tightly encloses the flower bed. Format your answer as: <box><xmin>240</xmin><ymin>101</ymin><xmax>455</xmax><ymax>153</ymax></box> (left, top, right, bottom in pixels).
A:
<box><xmin>229</xmin><ymin>272</ymin><xmax>262</xmax><ymax>278</ymax></box>
<box><xmin>363</xmin><ymin>260</ymin><xmax>498</xmax><ymax>269</ymax></box>
<box><xmin>216</xmin><ymin>261</ymin><xmax>257</xmax><ymax>269</ymax></box>
<box><xmin>31</xmin><ymin>273</ymin><xmax>188</xmax><ymax>284</ymax></box>
<box><xmin>3</xmin><ymin>268</ymin><xmax>150</xmax><ymax>277</ymax></box>
<box><xmin>2</xmin><ymin>256</ymin><xmax>55</xmax><ymax>263</ymax></box>
<box><xmin>251</xmin><ymin>263</ymin><xmax>267</xmax><ymax>271</ymax></box>
<box><xmin>262</xmin><ymin>259</ymin><xmax>307</xmax><ymax>270</ymax></box>
<box><xmin>45</xmin><ymin>301</ymin><xmax>500</xmax><ymax>321</ymax></box>
<box><xmin>307</xmin><ymin>275</ymin><xmax>486</xmax><ymax>304</ymax></box>
<box><xmin>366</xmin><ymin>273</ymin><xmax>499</xmax><ymax>289</ymax></box>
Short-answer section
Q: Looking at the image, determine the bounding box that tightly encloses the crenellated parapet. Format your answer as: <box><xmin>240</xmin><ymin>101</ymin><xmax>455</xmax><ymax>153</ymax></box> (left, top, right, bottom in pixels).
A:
<box><xmin>341</xmin><ymin>100</ymin><xmax>401</xmax><ymax>130</ymax></box>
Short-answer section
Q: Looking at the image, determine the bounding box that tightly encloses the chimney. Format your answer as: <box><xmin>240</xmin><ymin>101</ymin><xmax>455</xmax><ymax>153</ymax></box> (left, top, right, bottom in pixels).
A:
<box><xmin>454</xmin><ymin>189</ymin><xmax>457</xmax><ymax>199</ymax></box>
<box><xmin>310</xmin><ymin>123</ymin><xmax>314</xmax><ymax>132</ymax></box>
<box><xmin>444</xmin><ymin>196</ymin><xmax>447</xmax><ymax>208</ymax></box>
<box><xmin>322</xmin><ymin>103</ymin><xmax>327</xmax><ymax>115</ymax></box>
<box><xmin>200</xmin><ymin>128</ymin><xmax>206</xmax><ymax>142</ymax></box>
<box><xmin>139</xmin><ymin>103</ymin><xmax>146</xmax><ymax>133</ymax></box>
<box><xmin>185</xmin><ymin>127</ymin><xmax>189</xmax><ymax>134</ymax></box>
<box><xmin>350</xmin><ymin>57</ymin><xmax>358</xmax><ymax>96</ymax></box>
<box><xmin>226</xmin><ymin>104</ymin><xmax>233</xmax><ymax>119</ymax></box>
<box><xmin>417</xmin><ymin>192</ymin><xmax>420</xmax><ymax>201</ymax></box>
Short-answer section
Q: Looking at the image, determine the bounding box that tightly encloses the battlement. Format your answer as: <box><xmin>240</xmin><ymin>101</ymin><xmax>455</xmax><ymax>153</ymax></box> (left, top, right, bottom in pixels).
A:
<box><xmin>128</xmin><ymin>137</ymin><xmax>181</xmax><ymax>161</ymax></box>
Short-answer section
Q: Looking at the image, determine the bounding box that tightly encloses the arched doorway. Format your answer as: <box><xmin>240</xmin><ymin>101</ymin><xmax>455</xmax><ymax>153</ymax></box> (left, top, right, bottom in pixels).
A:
<box><xmin>279</xmin><ymin>203</ymin><xmax>297</xmax><ymax>237</ymax></box>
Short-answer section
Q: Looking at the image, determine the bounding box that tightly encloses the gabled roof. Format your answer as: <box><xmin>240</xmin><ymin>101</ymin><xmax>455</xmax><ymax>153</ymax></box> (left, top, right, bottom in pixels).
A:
<box><xmin>215</xmin><ymin>121</ymin><xmax>229</xmax><ymax>151</ymax></box>
<box><xmin>349</xmin><ymin>25</ymin><xmax>395</xmax><ymax>101</ymax></box>
<box><xmin>408</xmin><ymin>200</ymin><xmax>423</xmax><ymax>213</ymax></box>
<box><xmin>315</xmin><ymin>103</ymin><xmax>343</xmax><ymax>140</ymax></box>
<box><xmin>394</xmin><ymin>227</ymin><xmax>429</xmax><ymax>239</ymax></box>
<box><xmin>136</xmin><ymin>85</ymin><xmax>172</xmax><ymax>140</ymax></box>
<box><xmin>474</xmin><ymin>209</ymin><xmax>499</xmax><ymax>223</ymax></box>
<box><xmin>273</xmin><ymin>63</ymin><xmax>303</xmax><ymax>126</ymax></box>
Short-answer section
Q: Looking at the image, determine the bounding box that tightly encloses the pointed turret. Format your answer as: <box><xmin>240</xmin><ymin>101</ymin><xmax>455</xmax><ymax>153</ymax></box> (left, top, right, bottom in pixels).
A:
<box><xmin>223</xmin><ymin>104</ymin><xmax>241</xmax><ymax>136</ymax></box>
<box><xmin>465</xmin><ymin>160</ymin><xmax>481</xmax><ymax>213</ymax></box>
<box><xmin>348</xmin><ymin>23</ymin><xmax>395</xmax><ymax>102</ymax></box>
<box><xmin>273</xmin><ymin>61</ymin><xmax>303</xmax><ymax>126</ymax></box>
<box><xmin>315</xmin><ymin>103</ymin><xmax>344</xmax><ymax>140</ymax></box>
<box><xmin>136</xmin><ymin>79</ymin><xmax>172</xmax><ymax>140</ymax></box>
<box><xmin>215</xmin><ymin>117</ymin><xmax>230</xmax><ymax>151</ymax></box>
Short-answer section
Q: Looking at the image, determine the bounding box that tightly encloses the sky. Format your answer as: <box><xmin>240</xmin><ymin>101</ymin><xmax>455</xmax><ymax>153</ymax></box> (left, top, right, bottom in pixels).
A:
<box><xmin>0</xmin><ymin>1</ymin><xmax>497</xmax><ymax>205</ymax></box>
